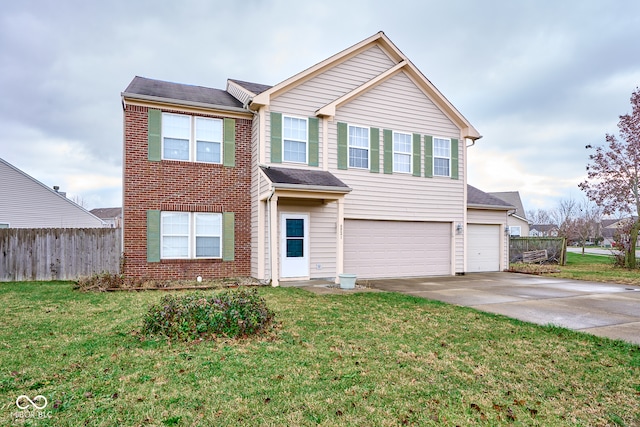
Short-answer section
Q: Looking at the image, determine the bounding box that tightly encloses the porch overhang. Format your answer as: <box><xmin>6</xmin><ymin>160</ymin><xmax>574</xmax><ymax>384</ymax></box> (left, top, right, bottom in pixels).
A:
<box><xmin>259</xmin><ymin>166</ymin><xmax>350</xmax><ymax>288</ymax></box>
<box><xmin>260</xmin><ymin>166</ymin><xmax>352</xmax><ymax>199</ymax></box>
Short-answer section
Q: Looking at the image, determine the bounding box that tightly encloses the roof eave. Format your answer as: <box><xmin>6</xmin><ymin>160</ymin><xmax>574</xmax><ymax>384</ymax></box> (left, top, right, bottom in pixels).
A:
<box><xmin>121</xmin><ymin>92</ymin><xmax>251</xmax><ymax>115</ymax></box>
<box><xmin>467</xmin><ymin>203</ymin><xmax>514</xmax><ymax>211</ymax></box>
<box><xmin>272</xmin><ymin>183</ymin><xmax>352</xmax><ymax>194</ymax></box>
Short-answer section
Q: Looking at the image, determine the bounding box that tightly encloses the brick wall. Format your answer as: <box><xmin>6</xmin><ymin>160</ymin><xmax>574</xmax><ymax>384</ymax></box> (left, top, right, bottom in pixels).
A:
<box><xmin>123</xmin><ymin>104</ymin><xmax>252</xmax><ymax>280</ymax></box>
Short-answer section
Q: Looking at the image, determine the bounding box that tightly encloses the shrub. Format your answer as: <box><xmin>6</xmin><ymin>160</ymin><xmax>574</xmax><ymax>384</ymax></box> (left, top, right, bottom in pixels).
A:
<box><xmin>142</xmin><ymin>288</ymin><xmax>274</xmax><ymax>340</ymax></box>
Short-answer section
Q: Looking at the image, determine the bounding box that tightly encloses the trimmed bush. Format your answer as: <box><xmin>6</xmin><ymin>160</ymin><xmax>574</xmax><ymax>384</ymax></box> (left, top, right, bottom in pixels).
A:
<box><xmin>142</xmin><ymin>288</ymin><xmax>274</xmax><ymax>340</ymax></box>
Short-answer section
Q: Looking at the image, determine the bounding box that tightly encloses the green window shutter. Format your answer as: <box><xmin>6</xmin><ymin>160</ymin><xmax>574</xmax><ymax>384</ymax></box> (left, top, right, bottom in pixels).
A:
<box><xmin>424</xmin><ymin>135</ymin><xmax>433</xmax><ymax>178</ymax></box>
<box><xmin>308</xmin><ymin>117</ymin><xmax>319</xmax><ymax>167</ymax></box>
<box><xmin>383</xmin><ymin>129</ymin><xmax>393</xmax><ymax>174</ymax></box>
<box><xmin>222</xmin><ymin>212</ymin><xmax>235</xmax><ymax>261</ymax></box>
<box><xmin>146</xmin><ymin>210</ymin><xmax>161</xmax><ymax>262</ymax></box>
<box><xmin>223</xmin><ymin>118</ymin><xmax>236</xmax><ymax>167</ymax></box>
<box><xmin>451</xmin><ymin>138</ymin><xmax>459</xmax><ymax>180</ymax></box>
<box><xmin>148</xmin><ymin>109</ymin><xmax>161</xmax><ymax>162</ymax></box>
<box><xmin>337</xmin><ymin>122</ymin><xmax>348</xmax><ymax>170</ymax></box>
<box><xmin>370</xmin><ymin>127</ymin><xmax>380</xmax><ymax>173</ymax></box>
<box><xmin>270</xmin><ymin>112</ymin><xmax>282</xmax><ymax>163</ymax></box>
<box><xmin>412</xmin><ymin>133</ymin><xmax>421</xmax><ymax>177</ymax></box>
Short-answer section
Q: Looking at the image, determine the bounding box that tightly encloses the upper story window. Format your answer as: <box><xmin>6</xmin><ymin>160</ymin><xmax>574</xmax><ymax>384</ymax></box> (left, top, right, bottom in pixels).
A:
<box><xmin>348</xmin><ymin>125</ymin><xmax>369</xmax><ymax>169</ymax></box>
<box><xmin>161</xmin><ymin>212</ymin><xmax>222</xmax><ymax>259</ymax></box>
<box><xmin>393</xmin><ymin>132</ymin><xmax>412</xmax><ymax>173</ymax></box>
<box><xmin>283</xmin><ymin>116</ymin><xmax>307</xmax><ymax>163</ymax></box>
<box><xmin>433</xmin><ymin>137</ymin><xmax>451</xmax><ymax>177</ymax></box>
<box><xmin>162</xmin><ymin>113</ymin><xmax>222</xmax><ymax>163</ymax></box>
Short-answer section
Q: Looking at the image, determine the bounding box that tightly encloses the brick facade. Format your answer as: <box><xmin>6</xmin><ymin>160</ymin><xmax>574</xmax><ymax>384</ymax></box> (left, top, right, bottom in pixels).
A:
<box><xmin>123</xmin><ymin>104</ymin><xmax>252</xmax><ymax>280</ymax></box>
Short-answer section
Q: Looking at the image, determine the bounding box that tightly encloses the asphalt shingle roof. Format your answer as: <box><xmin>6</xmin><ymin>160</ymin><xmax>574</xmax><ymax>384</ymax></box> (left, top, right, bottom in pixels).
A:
<box><xmin>260</xmin><ymin>166</ymin><xmax>350</xmax><ymax>190</ymax></box>
<box><xmin>123</xmin><ymin>76</ymin><xmax>243</xmax><ymax>109</ymax></box>
<box><xmin>467</xmin><ymin>185</ymin><xmax>514</xmax><ymax>209</ymax></box>
<box><xmin>228</xmin><ymin>79</ymin><xmax>272</xmax><ymax>95</ymax></box>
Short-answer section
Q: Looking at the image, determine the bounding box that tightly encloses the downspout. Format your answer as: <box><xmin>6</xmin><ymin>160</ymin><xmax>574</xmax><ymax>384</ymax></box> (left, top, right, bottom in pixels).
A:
<box><xmin>265</xmin><ymin>188</ymin><xmax>275</xmax><ymax>285</ymax></box>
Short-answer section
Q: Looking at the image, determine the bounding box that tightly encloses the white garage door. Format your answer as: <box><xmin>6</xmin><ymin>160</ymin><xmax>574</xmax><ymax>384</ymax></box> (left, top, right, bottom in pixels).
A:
<box><xmin>467</xmin><ymin>224</ymin><xmax>501</xmax><ymax>272</ymax></box>
<box><xmin>344</xmin><ymin>220</ymin><xmax>451</xmax><ymax>278</ymax></box>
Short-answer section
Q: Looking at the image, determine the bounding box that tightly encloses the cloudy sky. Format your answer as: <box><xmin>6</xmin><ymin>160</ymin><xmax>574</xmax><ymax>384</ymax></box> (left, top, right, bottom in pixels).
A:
<box><xmin>2</xmin><ymin>0</ymin><xmax>639</xmax><ymax>213</ymax></box>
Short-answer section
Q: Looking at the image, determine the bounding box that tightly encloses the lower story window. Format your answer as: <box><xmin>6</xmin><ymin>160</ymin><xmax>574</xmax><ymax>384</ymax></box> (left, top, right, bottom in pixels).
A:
<box><xmin>161</xmin><ymin>212</ymin><xmax>222</xmax><ymax>259</ymax></box>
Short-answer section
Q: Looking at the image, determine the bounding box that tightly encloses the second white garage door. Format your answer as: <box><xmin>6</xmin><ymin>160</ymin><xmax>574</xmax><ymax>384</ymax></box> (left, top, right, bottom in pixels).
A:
<box><xmin>467</xmin><ymin>224</ymin><xmax>501</xmax><ymax>272</ymax></box>
<box><xmin>344</xmin><ymin>220</ymin><xmax>451</xmax><ymax>278</ymax></box>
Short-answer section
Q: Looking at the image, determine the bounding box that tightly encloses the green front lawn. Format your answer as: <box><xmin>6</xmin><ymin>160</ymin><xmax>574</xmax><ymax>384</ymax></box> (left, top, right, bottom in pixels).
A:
<box><xmin>513</xmin><ymin>251</ymin><xmax>640</xmax><ymax>286</ymax></box>
<box><xmin>1</xmin><ymin>282</ymin><xmax>638</xmax><ymax>426</ymax></box>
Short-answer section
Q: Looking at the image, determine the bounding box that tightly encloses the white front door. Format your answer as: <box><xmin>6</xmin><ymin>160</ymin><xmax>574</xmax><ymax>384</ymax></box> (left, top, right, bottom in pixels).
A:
<box><xmin>280</xmin><ymin>214</ymin><xmax>309</xmax><ymax>278</ymax></box>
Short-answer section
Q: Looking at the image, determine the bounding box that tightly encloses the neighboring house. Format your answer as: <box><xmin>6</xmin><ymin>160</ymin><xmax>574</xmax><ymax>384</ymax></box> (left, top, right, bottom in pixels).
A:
<box><xmin>529</xmin><ymin>224</ymin><xmax>559</xmax><ymax>237</ymax></box>
<box><xmin>488</xmin><ymin>191</ymin><xmax>529</xmax><ymax>236</ymax></box>
<box><xmin>0</xmin><ymin>157</ymin><xmax>105</xmax><ymax>228</ymax></box>
<box><xmin>122</xmin><ymin>31</ymin><xmax>487</xmax><ymax>284</ymax></box>
<box><xmin>466</xmin><ymin>185</ymin><xmax>514</xmax><ymax>272</ymax></box>
<box><xmin>90</xmin><ymin>208</ymin><xmax>123</xmax><ymax>228</ymax></box>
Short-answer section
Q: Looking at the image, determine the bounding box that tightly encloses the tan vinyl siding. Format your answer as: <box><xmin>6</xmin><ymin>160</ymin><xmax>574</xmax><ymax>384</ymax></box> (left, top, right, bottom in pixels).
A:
<box><xmin>265</xmin><ymin>46</ymin><xmax>396</xmax><ymax>166</ymax></box>
<box><xmin>467</xmin><ymin>209</ymin><xmax>508</xmax><ymax>224</ymax></box>
<box><xmin>0</xmin><ymin>160</ymin><xmax>104</xmax><ymax>228</ymax></box>
<box><xmin>277</xmin><ymin>200</ymin><xmax>338</xmax><ymax>279</ymax></box>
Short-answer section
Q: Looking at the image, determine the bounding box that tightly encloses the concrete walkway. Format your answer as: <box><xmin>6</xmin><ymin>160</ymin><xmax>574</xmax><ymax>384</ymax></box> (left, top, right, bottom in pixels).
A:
<box><xmin>364</xmin><ymin>272</ymin><xmax>640</xmax><ymax>345</ymax></box>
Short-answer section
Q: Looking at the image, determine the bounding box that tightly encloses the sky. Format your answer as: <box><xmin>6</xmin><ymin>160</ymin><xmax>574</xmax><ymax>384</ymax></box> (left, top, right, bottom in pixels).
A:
<box><xmin>1</xmin><ymin>0</ymin><xmax>640</xmax><ymax>213</ymax></box>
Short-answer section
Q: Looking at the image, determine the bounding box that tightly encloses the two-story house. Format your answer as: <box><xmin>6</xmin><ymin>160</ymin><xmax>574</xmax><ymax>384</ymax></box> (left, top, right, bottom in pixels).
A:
<box><xmin>122</xmin><ymin>32</ymin><xmax>500</xmax><ymax>285</ymax></box>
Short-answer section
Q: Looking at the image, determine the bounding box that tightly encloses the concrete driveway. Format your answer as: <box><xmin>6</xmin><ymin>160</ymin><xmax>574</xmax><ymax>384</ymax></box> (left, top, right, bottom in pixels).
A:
<box><xmin>366</xmin><ymin>272</ymin><xmax>640</xmax><ymax>345</ymax></box>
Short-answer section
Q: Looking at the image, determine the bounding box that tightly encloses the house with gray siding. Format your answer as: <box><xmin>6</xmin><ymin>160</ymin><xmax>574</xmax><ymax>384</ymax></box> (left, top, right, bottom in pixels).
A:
<box><xmin>123</xmin><ymin>31</ymin><xmax>509</xmax><ymax>284</ymax></box>
<box><xmin>0</xmin><ymin>157</ymin><xmax>105</xmax><ymax>228</ymax></box>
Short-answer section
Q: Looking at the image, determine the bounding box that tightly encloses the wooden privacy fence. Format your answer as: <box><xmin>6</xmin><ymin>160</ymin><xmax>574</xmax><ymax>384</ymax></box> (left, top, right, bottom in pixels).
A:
<box><xmin>0</xmin><ymin>228</ymin><xmax>122</xmax><ymax>281</ymax></box>
<box><xmin>509</xmin><ymin>237</ymin><xmax>567</xmax><ymax>265</ymax></box>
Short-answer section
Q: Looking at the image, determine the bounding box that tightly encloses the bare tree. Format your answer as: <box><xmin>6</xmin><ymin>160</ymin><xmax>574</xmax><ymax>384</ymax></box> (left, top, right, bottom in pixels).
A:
<box><xmin>573</xmin><ymin>199</ymin><xmax>603</xmax><ymax>254</ymax></box>
<box><xmin>527</xmin><ymin>209</ymin><xmax>552</xmax><ymax>226</ymax></box>
<box><xmin>579</xmin><ymin>87</ymin><xmax>640</xmax><ymax>268</ymax></box>
<box><xmin>550</xmin><ymin>197</ymin><xmax>578</xmax><ymax>242</ymax></box>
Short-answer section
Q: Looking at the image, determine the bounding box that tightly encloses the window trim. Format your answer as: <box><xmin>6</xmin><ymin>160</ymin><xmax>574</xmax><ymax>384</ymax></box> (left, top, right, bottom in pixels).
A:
<box><xmin>161</xmin><ymin>112</ymin><xmax>223</xmax><ymax>164</ymax></box>
<box><xmin>282</xmin><ymin>115</ymin><xmax>308</xmax><ymax>164</ymax></box>
<box><xmin>160</xmin><ymin>211</ymin><xmax>222</xmax><ymax>259</ymax></box>
<box><xmin>392</xmin><ymin>131</ymin><xmax>412</xmax><ymax>174</ymax></box>
<box><xmin>433</xmin><ymin>137</ymin><xmax>451</xmax><ymax>177</ymax></box>
<box><xmin>347</xmin><ymin>123</ymin><xmax>370</xmax><ymax>170</ymax></box>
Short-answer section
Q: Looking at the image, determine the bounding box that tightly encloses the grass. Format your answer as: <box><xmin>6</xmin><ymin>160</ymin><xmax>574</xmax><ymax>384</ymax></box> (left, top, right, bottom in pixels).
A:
<box><xmin>513</xmin><ymin>251</ymin><xmax>640</xmax><ymax>286</ymax></box>
<box><xmin>1</xmin><ymin>282</ymin><xmax>639</xmax><ymax>426</ymax></box>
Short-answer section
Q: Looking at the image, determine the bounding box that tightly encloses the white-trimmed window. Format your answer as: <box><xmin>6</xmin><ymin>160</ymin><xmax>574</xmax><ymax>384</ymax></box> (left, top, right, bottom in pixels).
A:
<box><xmin>393</xmin><ymin>132</ymin><xmax>412</xmax><ymax>173</ymax></box>
<box><xmin>161</xmin><ymin>212</ymin><xmax>222</xmax><ymax>259</ymax></box>
<box><xmin>162</xmin><ymin>113</ymin><xmax>223</xmax><ymax>163</ymax></box>
<box><xmin>283</xmin><ymin>116</ymin><xmax>307</xmax><ymax>163</ymax></box>
<box><xmin>433</xmin><ymin>137</ymin><xmax>451</xmax><ymax>177</ymax></box>
<box><xmin>348</xmin><ymin>125</ymin><xmax>369</xmax><ymax>169</ymax></box>
<box><xmin>509</xmin><ymin>226</ymin><xmax>522</xmax><ymax>236</ymax></box>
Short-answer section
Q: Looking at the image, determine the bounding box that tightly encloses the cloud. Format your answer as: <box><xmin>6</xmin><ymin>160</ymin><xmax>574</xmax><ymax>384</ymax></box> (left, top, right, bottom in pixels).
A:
<box><xmin>1</xmin><ymin>0</ymin><xmax>640</xmax><ymax>213</ymax></box>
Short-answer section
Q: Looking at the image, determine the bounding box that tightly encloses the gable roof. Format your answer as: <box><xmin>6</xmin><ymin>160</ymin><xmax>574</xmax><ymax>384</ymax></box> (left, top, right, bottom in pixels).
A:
<box><xmin>228</xmin><ymin>79</ymin><xmax>272</xmax><ymax>96</ymax></box>
<box><xmin>260</xmin><ymin>166</ymin><xmax>351</xmax><ymax>193</ymax></box>
<box><xmin>488</xmin><ymin>191</ymin><xmax>526</xmax><ymax>218</ymax></box>
<box><xmin>90</xmin><ymin>207</ymin><xmax>122</xmax><ymax>219</ymax></box>
<box><xmin>122</xmin><ymin>76</ymin><xmax>246</xmax><ymax>112</ymax></box>
<box><xmin>0</xmin><ymin>157</ymin><xmax>105</xmax><ymax>228</ymax></box>
<box><xmin>249</xmin><ymin>31</ymin><xmax>481</xmax><ymax>140</ymax></box>
<box><xmin>467</xmin><ymin>185</ymin><xmax>514</xmax><ymax>210</ymax></box>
